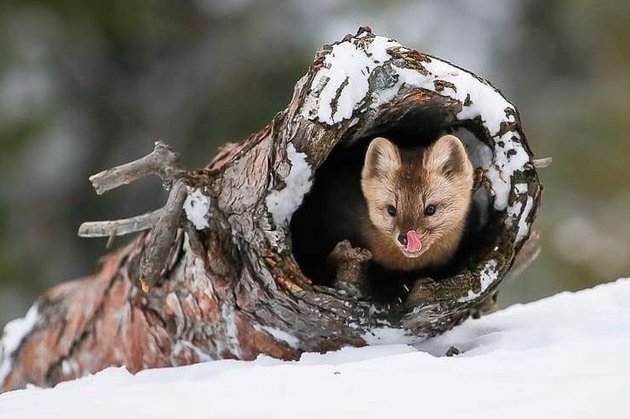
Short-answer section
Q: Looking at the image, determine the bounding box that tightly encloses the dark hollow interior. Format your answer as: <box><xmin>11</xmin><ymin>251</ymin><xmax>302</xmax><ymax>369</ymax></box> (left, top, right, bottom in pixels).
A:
<box><xmin>290</xmin><ymin>99</ymin><xmax>499</xmax><ymax>305</ymax></box>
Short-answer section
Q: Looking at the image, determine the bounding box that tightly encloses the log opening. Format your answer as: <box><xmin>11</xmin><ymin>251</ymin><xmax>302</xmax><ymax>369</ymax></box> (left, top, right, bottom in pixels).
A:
<box><xmin>290</xmin><ymin>96</ymin><xmax>497</xmax><ymax>307</ymax></box>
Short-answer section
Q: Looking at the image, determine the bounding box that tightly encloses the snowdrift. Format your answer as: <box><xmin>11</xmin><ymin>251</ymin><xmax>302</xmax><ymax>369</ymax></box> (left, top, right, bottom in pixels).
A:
<box><xmin>1</xmin><ymin>278</ymin><xmax>628</xmax><ymax>419</ymax></box>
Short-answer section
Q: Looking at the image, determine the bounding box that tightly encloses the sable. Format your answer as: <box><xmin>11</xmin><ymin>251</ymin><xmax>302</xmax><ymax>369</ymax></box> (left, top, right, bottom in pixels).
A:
<box><xmin>0</xmin><ymin>27</ymin><xmax>542</xmax><ymax>393</ymax></box>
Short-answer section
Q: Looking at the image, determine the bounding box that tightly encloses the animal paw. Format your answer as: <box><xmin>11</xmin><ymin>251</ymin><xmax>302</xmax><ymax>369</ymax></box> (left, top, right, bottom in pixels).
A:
<box><xmin>328</xmin><ymin>240</ymin><xmax>372</xmax><ymax>295</ymax></box>
<box><xmin>329</xmin><ymin>240</ymin><xmax>372</xmax><ymax>265</ymax></box>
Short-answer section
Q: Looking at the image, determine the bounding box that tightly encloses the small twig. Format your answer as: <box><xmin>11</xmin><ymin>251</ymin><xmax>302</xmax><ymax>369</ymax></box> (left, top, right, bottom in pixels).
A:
<box><xmin>533</xmin><ymin>157</ymin><xmax>552</xmax><ymax>169</ymax></box>
<box><xmin>138</xmin><ymin>179</ymin><xmax>188</xmax><ymax>290</ymax></box>
<box><xmin>78</xmin><ymin>209</ymin><xmax>163</xmax><ymax>238</ymax></box>
<box><xmin>89</xmin><ymin>141</ymin><xmax>184</xmax><ymax>195</ymax></box>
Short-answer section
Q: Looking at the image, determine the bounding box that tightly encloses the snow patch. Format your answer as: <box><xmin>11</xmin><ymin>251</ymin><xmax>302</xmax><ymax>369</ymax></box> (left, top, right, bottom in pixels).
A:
<box><xmin>420</xmin><ymin>60</ymin><xmax>514</xmax><ymax>136</ymax></box>
<box><xmin>458</xmin><ymin>260</ymin><xmax>499</xmax><ymax>302</ymax></box>
<box><xmin>0</xmin><ymin>305</ymin><xmax>39</xmax><ymax>385</ymax></box>
<box><xmin>506</xmin><ymin>183</ymin><xmax>526</xmax><ymax>227</ymax></box>
<box><xmin>254</xmin><ymin>325</ymin><xmax>300</xmax><ymax>350</ymax></box>
<box><xmin>265</xmin><ymin>143</ymin><xmax>313</xmax><ymax>227</ymax></box>
<box><xmin>301</xmin><ymin>37</ymin><xmax>399</xmax><ymax>124</ymax></box>
<box><xmin>516</xmin><ymin>195</ymin><xmax>534</xmax><ymax>243</ymax></box>
<box><xmin>361</xmin><ymin>327</ymin><xmax>418</xmax><ymax>345</ymax></box>
<box><xmin>482</xmin><ymin>132</ymin><xmax>531</xmax><ymax>211</ymax></box>
<box><xmin>506</xmin><ymin>183</ymin><xmax>534</xmax><ymax>244</ymax></box>
<box><xmin>60</xmin><ymin>360</ymin><xmax>78</xmax><ymax>377</ymax></box>
<box><xmin>183</xmin><ymin>188</ymin><xmax>211</xmax><ymax>230</ymax></box>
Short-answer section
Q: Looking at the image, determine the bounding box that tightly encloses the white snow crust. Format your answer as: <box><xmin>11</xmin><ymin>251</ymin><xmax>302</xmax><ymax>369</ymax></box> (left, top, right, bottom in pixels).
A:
<box><xmin>301</xmin><ymin>36</ymin><xmax>399</xmax><ymax>124</ymax></box>
<box><xmin>506</xmin><ymin>183</ymin><xmax>534</xmax><ymax>245</ymax></box>
<box><xmin>254</xmin><ymin>325</ymin><xmax>300</xmax><ymax>350</ymax></box>
<box><xmin>183</xmin><ymin>188</ymin><xmax>212</xmax><ymax>230</ymax></box>
<box><xmin>301</xmin><ymin>33</ymin><xmax>530</xmax><ymax>216</ymax></box>
<box><xmin>516</xmin><ymin>195</ymin><xmax>534</xmax><ymax>243</ymax></box>
<box><xmin>0</xmin><ymin>305</ymin><xmax>38</xmax><ymax>386</ymax></box>
<box><xmin>2</xmin><ymin>279</ymin><xmax>629</xmax><ymax>419</ymax></box>
<box><xmin>265</xmin><ymin>143</ymin><xmax>313</xmax><ymax>227</ymax></box>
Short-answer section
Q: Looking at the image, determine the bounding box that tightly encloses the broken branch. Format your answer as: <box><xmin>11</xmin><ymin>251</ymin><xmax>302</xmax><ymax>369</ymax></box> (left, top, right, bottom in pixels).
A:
<box><xmin>533</xmin><ymin>157</ymin><xmax>552</xmax><ymax>169</ymax></box>
<box><xmin>138</xmin><ymin>179</ymin><xmax>188</xmax><ymax>289</ymax></box>
<box><xmin>89</xmin><ymin>141</ymin><xmax>185</xmax><ymax>195</ymax></box>
<box><xmin>78</xmin><ymin>209</ymin><xmax>163</xmax><ymax>238</ymax></box>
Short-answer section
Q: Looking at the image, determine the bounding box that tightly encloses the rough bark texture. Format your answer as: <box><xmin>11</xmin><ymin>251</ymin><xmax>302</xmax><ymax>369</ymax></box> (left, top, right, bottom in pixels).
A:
<box><xmin>0</xmin><ymin>28</ymin><xmax>542</xmax><ymax>392</ymax></box>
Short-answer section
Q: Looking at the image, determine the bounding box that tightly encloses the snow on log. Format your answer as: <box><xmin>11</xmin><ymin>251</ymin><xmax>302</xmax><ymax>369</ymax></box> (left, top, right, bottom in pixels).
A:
<box><xmin>0</xmin><ymin>27</ymin><xmax>542</xmax><ymax>392</ymax></box>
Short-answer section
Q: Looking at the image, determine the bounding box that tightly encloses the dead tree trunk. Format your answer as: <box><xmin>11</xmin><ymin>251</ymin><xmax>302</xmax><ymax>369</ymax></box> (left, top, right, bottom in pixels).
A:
<box><xmin>0</xmin><ymin>27</ymin><xmax>542</xmax><ymax>392</ymax></box>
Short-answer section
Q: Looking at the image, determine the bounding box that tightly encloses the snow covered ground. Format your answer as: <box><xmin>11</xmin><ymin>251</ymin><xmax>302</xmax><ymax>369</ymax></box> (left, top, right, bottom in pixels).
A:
<box><xmin>1</xmin><ymin>278</ymin><xmax>629</xmax><ymax>419</ymax></box>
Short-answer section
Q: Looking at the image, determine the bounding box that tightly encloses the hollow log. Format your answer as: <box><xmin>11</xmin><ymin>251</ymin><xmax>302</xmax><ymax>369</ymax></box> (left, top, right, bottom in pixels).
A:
<box><xmin>0</xmin><ymin>27</ymin><xmax>542</xmax><ymax>393</ymax></box>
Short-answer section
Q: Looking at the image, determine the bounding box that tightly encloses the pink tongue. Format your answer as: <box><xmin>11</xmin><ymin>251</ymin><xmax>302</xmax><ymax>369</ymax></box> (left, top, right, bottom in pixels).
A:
<box><xmin>406</xmin><ymin>230</ymin><xmax>422</xmax><ymax>253</ymax></box>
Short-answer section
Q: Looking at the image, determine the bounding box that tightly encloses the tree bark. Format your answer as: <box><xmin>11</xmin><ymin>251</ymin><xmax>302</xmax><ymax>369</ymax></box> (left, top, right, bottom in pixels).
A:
<box><xmin>0</xmin><ymin>27</ymin><xmax>542</xmax><ymax>392</ymax></box>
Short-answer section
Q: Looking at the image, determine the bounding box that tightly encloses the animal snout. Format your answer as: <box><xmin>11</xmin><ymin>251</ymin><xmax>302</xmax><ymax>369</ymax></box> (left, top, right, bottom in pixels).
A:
<box><xmin>397</xmin><ymin>234</ymin><xmax>408</xmax><ymax>246</ymax></box>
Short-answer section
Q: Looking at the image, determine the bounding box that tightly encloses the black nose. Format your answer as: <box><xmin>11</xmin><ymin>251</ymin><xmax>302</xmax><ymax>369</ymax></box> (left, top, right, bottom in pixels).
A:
<box><xmin>397</xmin><ymin>234</ymin><xmax>407</xmax><ymax>246</ymax></box>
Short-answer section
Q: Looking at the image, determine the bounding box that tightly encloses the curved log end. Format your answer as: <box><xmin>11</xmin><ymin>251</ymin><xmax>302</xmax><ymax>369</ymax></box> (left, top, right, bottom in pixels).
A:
<box><xmin>267</xmin><ymin>29</ymin><xmax>542</xmax><ymax>335</ymax></box>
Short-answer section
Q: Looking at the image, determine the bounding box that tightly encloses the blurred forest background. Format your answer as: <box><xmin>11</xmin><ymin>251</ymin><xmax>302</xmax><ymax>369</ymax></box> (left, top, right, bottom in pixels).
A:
<box><xmin>1</xmin><ymin>0</ymin><xmax>629</xmax><ymax>328</ymax></box>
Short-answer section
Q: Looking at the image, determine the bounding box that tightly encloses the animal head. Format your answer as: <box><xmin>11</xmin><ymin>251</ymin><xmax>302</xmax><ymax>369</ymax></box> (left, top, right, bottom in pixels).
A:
<box><xmin>360</xmin><ymin>135</ymin><xmax>474</xmax><ymax>265</ymax></box>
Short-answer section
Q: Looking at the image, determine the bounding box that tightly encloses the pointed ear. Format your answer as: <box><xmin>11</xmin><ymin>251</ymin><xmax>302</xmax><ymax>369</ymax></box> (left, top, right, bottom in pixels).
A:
<box><xmin>362</xmin><ymin>137</ymin><xmax>401</xmax><ymax>180</ymax></box>
<box><xmin>423</xmin><ymin>135</ymin><xmax>473</xmax><ymax>178</ymax></box>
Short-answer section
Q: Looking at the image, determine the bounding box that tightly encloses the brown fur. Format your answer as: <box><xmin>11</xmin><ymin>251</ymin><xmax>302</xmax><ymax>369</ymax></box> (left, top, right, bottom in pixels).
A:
<box><xmin>360</xmin><ymin>135</ymin><xmax>474</xmax><ymax>271</ymax></box>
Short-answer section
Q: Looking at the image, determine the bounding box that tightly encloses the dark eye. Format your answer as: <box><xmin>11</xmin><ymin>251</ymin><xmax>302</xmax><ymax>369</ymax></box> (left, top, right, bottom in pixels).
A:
<box><xmin>424</xmin><ymin>204</ymin><xmax>436</xmax><ymax>216</ymax></box>
<box><xmin>387</xmin><ymin>205</ymin><xmax>397</xmax><ymax>217</ymax></box>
